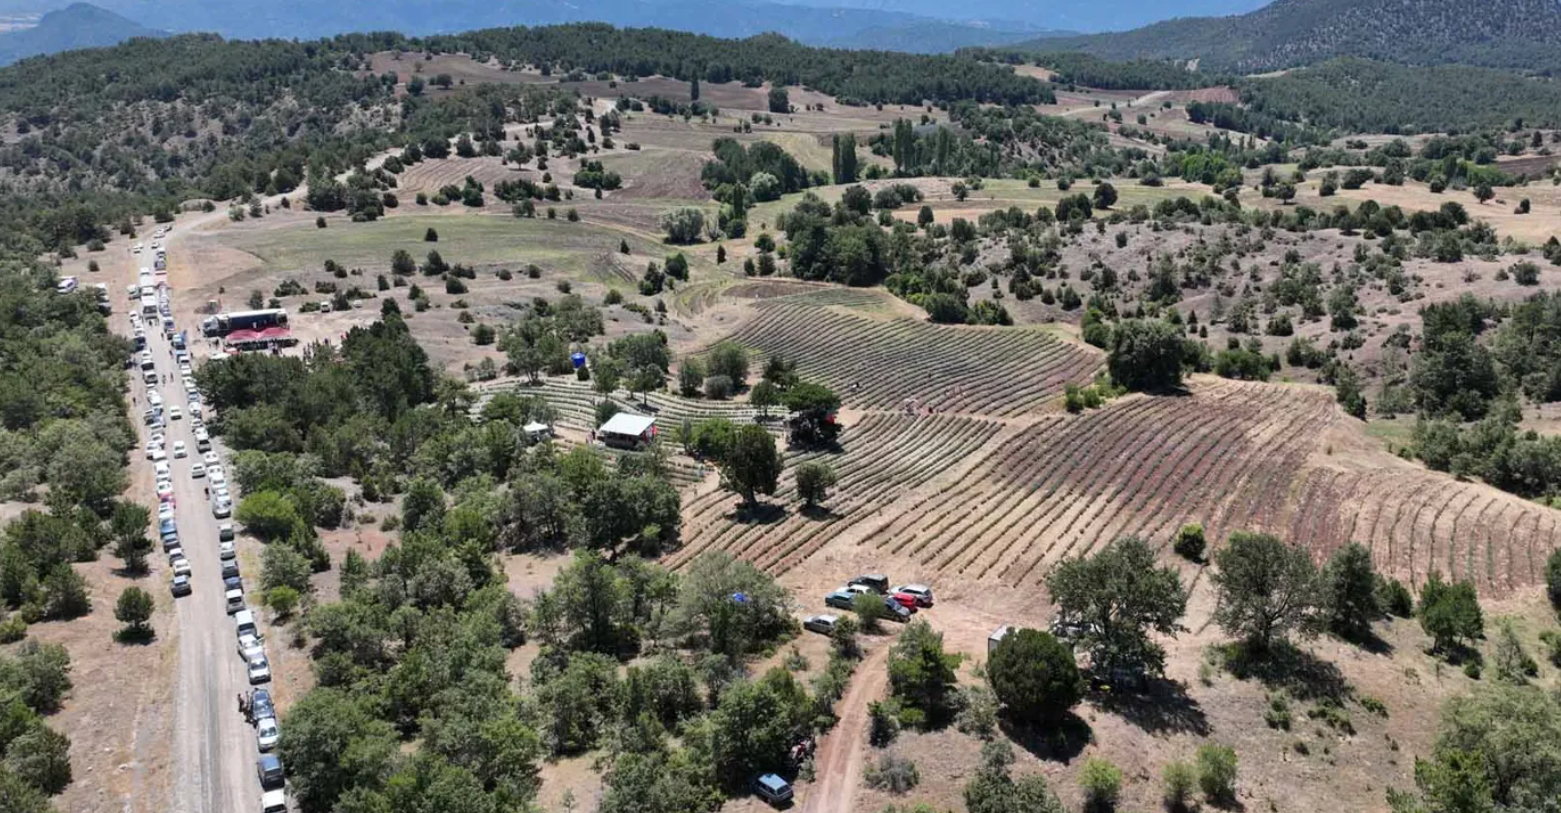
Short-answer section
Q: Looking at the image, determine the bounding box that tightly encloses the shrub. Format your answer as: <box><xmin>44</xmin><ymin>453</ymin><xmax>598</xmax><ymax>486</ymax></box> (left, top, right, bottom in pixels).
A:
<box><xmin>1376</xmin><ymin>575</ymin><xmax>1415</xmax><ymax>618</ymax></box>
<box><xmin>114</xmin><ymin>587</ymin><xmax>154</xmax><ymax>640</ymax></box>
<box><xmin>987</xmin><ymin>628</ymin><xmax>1082</xmax><ymax>725</ymax></box>
<box><xmin>1173</xmin><ymin>523</ymin><xmax>1205</xmax><ymax>561</ymax></box>
<box><xmin>1196</xmin><ymin>744</ymin><xmax>1238</xmax><ymax>805</ymax></box>
<box><xmin>1162</xmin><ymin>760</ymin><xmax>1197</xmax><ymax>811</ymax></box>
<box><xmin>0</xmin><ymin>615</ymin><xmax>26</xmax><ymax>643</ymax></box>
<box><xmin>1078</xmin><ymin>757</ymin><xmax>1123</xmax><ymax>812</ymax></box>
<box><xmin>865</xmin><ymin>752</ymin><xmax>920</xmax><ymax>794</ymax></box>
<box><xmin>853</xmin><ymin>591</ymin><xmax>885</xmax><ymax>633</ymax></box>
<box><xmin>266</xmin><ymin>586</ymin><xmax>300</xmax><ymax>619</ymax></box>
<box><xmin>1547</xmin><ymin>548</ymin><xmax>1561</xmax><ymax>610</ymax></box>
<box><xmin>794</xmin><ymin>462</ymin><xmax>838</xmax><ymax>508</ymax></box>
<box><xmin>703</xmin><ymin>374</ymin><xmax>734</xmax><ymax>400</ymax></box>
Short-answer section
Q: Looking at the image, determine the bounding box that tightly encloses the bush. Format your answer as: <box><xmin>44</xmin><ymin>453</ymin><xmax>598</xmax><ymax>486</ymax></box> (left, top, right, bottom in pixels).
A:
<box><xmin>266</xmin><ymin>586</ymin><xmax>300</xmax><ymax>619</ymax></box>
<box><xmin>987</xmin><ymin>628</ymin><xmax>1083</xmax><ymax>725</ymax></box>
<box><xmin>865</xmin><ymin>752</ymin><xmax>920</xmax><ymax>794</ymax></box>
<box><xmin>1547</xmin><ymin>548</ymin><xmax>1561</xmax><ymax>611</ymax></box>
<box><xmin>1173</xmin><ymin>523</ymin><xmax>1205</xmax><ymax>561</ymax></box>
<box><xmin>0</xmin><ymin>615</ymin><xmax>26</xmax><ymax>643</ymax></box>
<box><xmin>114</xmin><ymin>587</ymin><xmax>154</xmax><ymax>640</ymax></box>
<box><xmin>1079</xmin><ymin>757</ymin><xmax>1123</xmax><ymax>812</ymax></box>
<box><xmin>794</xmin><ymin>461</ymin><xmax>838</xmax><ymax>508</ymax></box>
<box><xmin>1376</xmin><ymin>576</ymin><xmax>1414</xmax><ymax>618</ymax></box>
<box><xmin>703</xmin><ymin>374</ymin><xmax>734</xmax><ymax>400</ymax></box>
<box><xmin>853</xmin><ymin>591</ymin><xmax>885</xmax><ymax>632</ymax></box>
<box><xmin>1196</xmin><ymin>744</ymin><xmax>1238</xmax><ymax>805</ymax></box>
<box><xmin>1162</xmin><ymin>760</ymin><xmax>1197</xmax><ymax>811</ymax></box>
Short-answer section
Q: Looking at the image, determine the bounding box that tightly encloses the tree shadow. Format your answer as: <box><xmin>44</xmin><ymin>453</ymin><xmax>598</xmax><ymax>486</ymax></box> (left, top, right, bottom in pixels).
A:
<box><xmin>1220</xmin><ymin>641</ymin><xmax>1350</xmax><ymax>703</ymax></box>
<box><xmin>1339</xmin><ymin>627</ymin><xmax>1394</xmax><ymax>657</ymax></box>
<box><xmin>114</xmin><ymin>627</ymin><xmax>157</xmax><ymax>645</ymax></box>
<box><xmin>1000</xmin><ymin>711</ymin><xmax>1091</xmax><ymax>763</ymax></box>
<box><xmin>729</xmin><ymin>502</ymin><xmax>788</xmax><ymax>526</ymax></box>
<box><xmin>1090</xmin><ymin>677</ymin><xmax>1210</xmax><ymax>736</ymax></box>
<box><xmin>111</xmin><ymin>565</ymin><xmax>151</xmax><ymax>580</ymax></box>
<box><xmin>798</xmin><ymin>504</ymin><xmax>835</xmax><ymax>521</ymax></box>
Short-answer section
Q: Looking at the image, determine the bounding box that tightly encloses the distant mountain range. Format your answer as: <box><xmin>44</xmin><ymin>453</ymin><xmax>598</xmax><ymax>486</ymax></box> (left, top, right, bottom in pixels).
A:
<box><xmin>1019</xmin><ymin>0</ymin><xmax>1561</xmax><ymax>74</ymax></box>
<box><xmin>0</xmin><ymin>2</ymin><xmax>160</xmax><ymax>65</ymax></box>
<box><xmin>0</xmin><ymin>0</ymin><xmax>1065</xmax><ymax>54</ymax></box>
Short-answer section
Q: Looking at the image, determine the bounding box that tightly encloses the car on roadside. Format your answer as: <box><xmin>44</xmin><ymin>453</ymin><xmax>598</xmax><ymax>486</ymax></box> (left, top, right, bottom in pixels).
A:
<box><xmin>824</xmin><ymin>589</ymin><xmax>856</xmax><ymax>611</ymax></box>
<box><xmin>202</xmin><ymin>451</ymin><xmax>220</xmax><ymax>467</ymax></box>
<box><xmin>754</xmin><ymin>774</ymin><xmax>794</xmax><ymax>807</ymax></box>
<box><xmin>158</xmin><ymin>504</ymin><xmax>175</xmax><ymax>522</ymax></box>
<box><xmin>256</xmin><ymin>718</ymin><xmax>280</xmax><ymax>752</ymax></box>
<box><xmin>170</xmin><ymin>573</ymin><xmax>192</xmax><ymax>597</ymax></box>
<box><xmin>247</xmin><ymin>655</ymin><xmax>271</xmax><ymax>684</ymax></box>
<box><xmin>168</xmin><ymin>405</ymin><xmax>182</xmax><ymax>421</ymax></box>
<box><xmin>257</xmin><ymin>754</ymin><xmax>284</xmax><ymax>789</ymax></box>
<box><xmin>208</xmin><ymin>467</ymin><xmax>225</xmax><ymax>486</ymax></box>
<box><xmin>144</xmin><ymin>441</ymin><xmax>160</xmax><ymax>460</ymax></box>
<box><xmin>218</xmin><ymin>523</ymin><xmax>234</xmax><ymax>542</ymax></box>
<box><xmin>891</xmin><ymin>584</ymin><xmax>934</xmax><ymax>607</ymax></box>
<box><xmin>238</xmin><ymin>633</ymin><xmax>265</xmax><ymax>662</ymax></box>
<box><xmin>221</xmin><ymin>558</ymin><xmax>240</xmax><ymax>579</ymax></box>
<box><xmin>219</xmin><ymin>541</ymin><xmax>236</xmax><ymax>561</ymax></box>
<box><xmin>261</xmin><ymin>787</ymin><xmax>286</xmax><ymax>813</ymax></box>
<box><xmin>249</xmin><ymin>688</ymin><xmax>274</xmax><ymax>721</ymax></box>
<box><xmin>191</xmin><ymin>463</ymin><xmax>205</xmax><ymax>479</ymax></box>
<box><xmin>881</xmin><ymin>596</ymin><xmax>912</xmax><ymax>623</ymax></box>
<box><xmin>150</xmin><ymin>447</ymin><xmax>167</xmax><ymax>464</ymax></box>
<box><xmin>165</xmin><ymin>546</ymin><xmax>184</xmax><ymax>564</ymax></box>
<box><xmin>212</xmin><ymin>500</ymin><xmax>232</xmax><ymax>519</ymax></box>
<box><xmin>225</xmin><ymin>588</ymin><xmax>245</xmax><ymax>614</ymax></box>
<box><xmin>171</xmin><ymin>557</ymin><xmax>192</xmax><ymax>578</ymax></box>
<box><xmin>155</xmin><ymin>480</ymin><xmax>174</xmax><ymax>500</ymax></box>
<box><xmin>161</xmin><ymin>533</ymin><xmax>180</xmax><ymax>553</ymax></box>
<box><xmin>844</xmin><ymin>583</ymin><xmax>875</xmax><ymax>596</ymax></box>
<box><xmin>803</xmin><ymin>614</ymin><xmax>838</xmax><ymax>635</ymax></box>
<box><xmin>886</xmin><ymin>592</ymin><xmax>919</xmax><ymax>611</ymax></box>
<box><xmin>158</xmin><ymin>517</ymin><xmax>176</xmax><ymax>536</ymax></box>
<box><xmin>172</xmin><ymin>440</ymin><xmax>186</xmax><ymax>458</ymax></box>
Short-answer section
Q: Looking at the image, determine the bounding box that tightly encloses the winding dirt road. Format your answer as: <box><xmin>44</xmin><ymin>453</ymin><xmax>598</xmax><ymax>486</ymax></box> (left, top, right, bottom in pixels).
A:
<box><xmin>801</xmin><ymin>644</ymin><xmax>888</xmax><ymax>813</ymax></box>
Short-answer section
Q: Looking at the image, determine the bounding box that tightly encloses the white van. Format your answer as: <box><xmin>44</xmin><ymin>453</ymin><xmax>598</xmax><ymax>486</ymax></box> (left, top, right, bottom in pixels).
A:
<box><xmin>225</xmin><ymin>589</ymin><xmax>245</xmax><ymax>614</ymax></box>
<box><xmin>262</xmin><ymin>789</ymin><xmax>287</xmax><ymax>813</ymax></box>
<box><xmin>234</xmin><ymin>609</ymin><xmax>258</xmax><ymax>639</ymax></box>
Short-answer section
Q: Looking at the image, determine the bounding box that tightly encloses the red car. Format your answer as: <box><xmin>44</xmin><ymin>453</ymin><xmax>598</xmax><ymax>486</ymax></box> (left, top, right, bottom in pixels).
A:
<box><xmin>888</xmin><ymin>592</ymin><xmax>919</xmax><ymax>611</ymax></box>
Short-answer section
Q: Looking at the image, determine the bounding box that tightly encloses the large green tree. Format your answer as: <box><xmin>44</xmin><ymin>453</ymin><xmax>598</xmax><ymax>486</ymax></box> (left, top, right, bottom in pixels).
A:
<box><xmin>1045</xmin><ymin>536</ymin><xmax>1188</xmax><ymax>680</ymax></box>
<box><xmin>987</xmin><ymin>628</ymin><xmax>1083</xmax><ymax>725</ymax></box>
<box><xmin>719</xmin><ymin>425</ymin><xmax>781</xmax><ymax>507</ymax></box>
<box><xmin>1211</xmin><ymin>531</ymin><xmax>1321</xmax><ymax>652</ymax></box>
<box><xmin>1107</xmin><ymin>319</ymin><xmax>1185</xmax><ymax>392</ymax></box>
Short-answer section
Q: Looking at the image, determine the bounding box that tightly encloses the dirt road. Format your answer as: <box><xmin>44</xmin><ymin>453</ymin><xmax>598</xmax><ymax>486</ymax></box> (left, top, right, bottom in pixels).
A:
<box><xmin>801</xmin><ymin>644</ymin><xmax>889</xmax><ymax>813</ymax></box>
<box><xmin>124</xmin><ymin>245</ymin><xmax>267</xmax><ymax>812</ymax></box>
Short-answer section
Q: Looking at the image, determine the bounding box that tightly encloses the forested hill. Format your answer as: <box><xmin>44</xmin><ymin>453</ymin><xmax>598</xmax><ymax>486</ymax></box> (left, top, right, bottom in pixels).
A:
<box><xmin>0</xmin><ymin>2</ymin><xmax>161</xmax><ymax>66</ymax></box>
<box><xmin>1017</xmin><ymin>0</ymin><xmax>1561</xmax><ymax>74</ymax></box>
<box><xmin>0</xmin><ymin>24</ymin><xmax>1051</xmax><ymax>254</ymax></box>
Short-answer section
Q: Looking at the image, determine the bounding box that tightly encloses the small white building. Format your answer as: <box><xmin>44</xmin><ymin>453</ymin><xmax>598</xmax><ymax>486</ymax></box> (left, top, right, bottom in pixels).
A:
<box><xmin>988</xmin><ymin>624</ymin><xmax>1014</xmax><ymax>655</ymax></box>
<box><xmin>598</xmin><ymin>413</ymin><xmax>656</xmax><ymax>450</ymax></box>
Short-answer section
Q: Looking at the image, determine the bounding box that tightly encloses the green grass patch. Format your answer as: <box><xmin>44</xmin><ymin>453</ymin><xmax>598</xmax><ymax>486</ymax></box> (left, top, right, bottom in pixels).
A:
<box><xmin>227</xmin><ymin>214</ymin><xmax>692</xmax><ymax>283</ymax></box>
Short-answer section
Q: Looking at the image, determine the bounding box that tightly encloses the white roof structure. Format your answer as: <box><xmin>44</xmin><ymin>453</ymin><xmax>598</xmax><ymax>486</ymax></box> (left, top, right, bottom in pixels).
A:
<box><xmin>523</xmin><ymin>421</ymin><xmax>551</xmax><ymax>434</ymax></box>
<box><xmin>598</xmin><ymin>413</ymin><xmax>654</xmax><ymax>437</ymax></box>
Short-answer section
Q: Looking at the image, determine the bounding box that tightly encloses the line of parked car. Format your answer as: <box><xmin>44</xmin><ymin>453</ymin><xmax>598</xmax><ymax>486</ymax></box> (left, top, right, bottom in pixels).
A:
<box><xmin>139</xmin><ymin>270</ymin><xmax>287</xmax><ymax>813</ymax></box>
<box><xmin>804</xmin><ymin>574</ymin><xmax>935</xmax><ymax>637</ymax></box>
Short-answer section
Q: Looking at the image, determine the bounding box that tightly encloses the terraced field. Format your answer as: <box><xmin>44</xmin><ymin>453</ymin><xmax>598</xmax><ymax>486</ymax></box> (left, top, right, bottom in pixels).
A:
<box><xmin>720</xmin><ymin>300</ymin><xmax>1102</xmax><ymax>416</ymax></box>
<box><xmin>1286</xmin><ymin>466</ymin><xmax>1561</xmax><ymax>594</ymax></box>
<box><xmin>665</xmin><ymin>413</ymin><xmax>1003</xmax><ymax>574</ymax></box>
<box><xmin>473</xmin><ymin>376</ymin><xmax>773</xmax><ymax>433</ymax></box>
<box><xmin>874</xmin><ymin>381</ymin><xmax>1341</xmax><ymax>585</ymax></box>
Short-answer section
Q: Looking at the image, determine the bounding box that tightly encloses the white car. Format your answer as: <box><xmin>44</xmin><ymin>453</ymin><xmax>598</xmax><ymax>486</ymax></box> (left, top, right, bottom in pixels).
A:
<box><xmin>144</xmin><ymin>441</ymin><xmax>161</xmax><ymax>460</ymax></box>
<box><xmin>194</xmin><ymin>428</ymin><xmax>210</xmax><ymax>442</ymax></box>
<box><xmin>149</xmin><ymin>431</ymin><xmax>165</xmax><ymax>447</ymax></box>
<box><xmin>171</xmin><ymin>557</ymin><xmax>192</xmax><ymax>578</ymax></box>
<box><xmin>147</xmin><ymin>392</ymin><xmax>162</xmax><ymax>408</ymax></box>
<box><xmin>150</xmin><ymin>448</ymin><xmax>168</xmax><ymax>464</ymax></box>
<box><xmin>158</xmin><ymin>504</ymin><xmax>176</xmax><ymax>522</ymax></box>
<box><xmin>219</xmin><ymin>540</ymin><xmax>236</xmax><ymax>560</ymax></box>
<box><xmin>172</xmin><ymin>441</ymin><xmax>187</xmax><ymax>458</ymax></box>
<box><xmin>213</xmin><ymin>486</ymin><xmax>232</xmax><ymax>504</ymax></box>
<box><xmin>208</xmin><ymin>468</ymin><xmax>226</xmax><ymax>486</ymax></box>
<box><xmin>154</xmin><ymin>461</ymin><xmax>170</xmax><ymax>479</ymax></box>
<box><xmin>212</xmin><ymin>500</ymin><xmax>232</xmax><ymax>519</ymax></box>
<box><xmin>202</xmin><ymin>451</ymin><xmax>220</xmax><ymax>466</ymax></box>
<box><xmin>191</xmin><ymin>463</ymin><xmax>206</xmax><ymax>479</ymax></box>
<box><xmin>165</xmin><ymin>546</ymin><xmax>184</xmax><ymax>564</ymax></box>
<box><xmin>247</xmin><ymin>655</ymin><xmax>271</xmax><ymax>684</ymax></box>
<box><xmin>238</xmin><ymin>633</ymin><xmax>265</xmax><ymax>661</ymax></box>
<box><xmin>155</xmin><ymin>482</ymin><xmax>173</xmax><ymax>501</ymax></box>
<box><xmin>169</xmin><ymin>406</ymin><xmax>182</xmax><ymax>421</ymax></box>
<box><xmin>256</xmin><ymin>717</ymin><xmax>279</xmax><ymax>751</ymax></box>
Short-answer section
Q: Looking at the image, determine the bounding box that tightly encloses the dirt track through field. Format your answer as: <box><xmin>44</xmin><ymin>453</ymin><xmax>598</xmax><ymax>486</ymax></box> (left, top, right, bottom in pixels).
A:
<box><xmin>801</xmin><ymin>644</ymin><xmax>888</xmax><ymax>813</ymax></box>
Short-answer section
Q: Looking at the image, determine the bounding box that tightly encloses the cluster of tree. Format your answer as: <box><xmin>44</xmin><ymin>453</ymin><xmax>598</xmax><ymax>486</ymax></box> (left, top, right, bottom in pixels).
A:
<box><xmin>0</xmin><ymin>641</ymin><xmax>74</xmax><ymax>811</ymax></box>
<box><xmin>1239</xmin><ymin>58</ymin><xmax>1561</xmax><ymax>134</ymax></box>
<box><xmin>419</xmin><ymin>25</ymin><xmax>1055</xmax><ymax>106</ymax></box>
<box><xmin>499</xmin><ymin>441</ymin><xmax>682</xmax><ymax>557</ymax></box>
<box><xmin>498</xmin><ymin>296</ymin><xmax>607</xmax><ymax>383</ymax></box>
<box><xmin>1185</xmin><ymin>101</ymin><xmax>1315</xmax><ymax>145</ymax></box>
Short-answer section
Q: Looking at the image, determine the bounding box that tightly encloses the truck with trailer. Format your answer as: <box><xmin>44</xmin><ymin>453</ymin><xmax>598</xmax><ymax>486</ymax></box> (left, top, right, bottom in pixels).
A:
<box><xmin>201</xmin><ymin>309</ymin><xmax>288</xmax><ymax>337</ymax></box>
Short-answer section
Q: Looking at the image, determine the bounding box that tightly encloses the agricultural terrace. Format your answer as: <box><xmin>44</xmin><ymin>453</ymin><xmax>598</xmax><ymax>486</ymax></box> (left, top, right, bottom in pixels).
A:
<box><xmin>876</xmin><ymin>381</ymin><xmax>1338</xmax><ymax>585</ymax></box>
<box><xmin>666</xmin><ymin>412</ymin><xmax>1003</xmax><ymax>574</ymax></box>
<box><xmin>1287</xmin><ymin>465</ymin><xmax>1561</xmax><ymax>594</ymax></box>
<box><xmin>720</xmin><ymin>297</ymin><xmax>1102</xmax><ymax>415</ymax></box>
<box><xmin>472</xmin><ymin>376</ymin><xmax>773</xmax><ymax>434</ymax></box>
